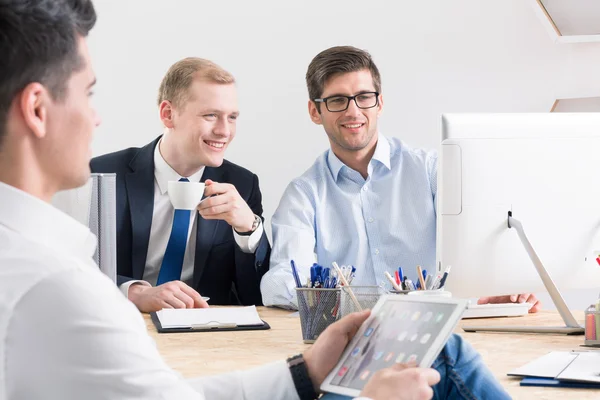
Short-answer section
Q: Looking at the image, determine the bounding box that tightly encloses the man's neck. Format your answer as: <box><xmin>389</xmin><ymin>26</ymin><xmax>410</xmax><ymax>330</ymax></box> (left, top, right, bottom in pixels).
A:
<box><xmin>159</xmin><ymin>133</ymin><xmax>204</xmax><ymax>177</ymax></box>
<box><xmin>332</xmin><ymin>140</ymin><xmax>378</xmax><ymax>180</ymax></box>
<box><xmin>0</xmin><ymin>153</ymin><xmax>54</xmax><ymax>202</ymax></box>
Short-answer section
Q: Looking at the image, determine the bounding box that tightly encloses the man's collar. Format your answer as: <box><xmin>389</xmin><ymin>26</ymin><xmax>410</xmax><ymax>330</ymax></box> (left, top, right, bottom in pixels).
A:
<box><xmin>327</xmin><ymin>133</ymin><xmax>391</xmax><ymax>180</ymax></box>
<box><xmin>0</xmin><ymin>182</ymin><xmax>97</xmax><ymax>259</ymax></box>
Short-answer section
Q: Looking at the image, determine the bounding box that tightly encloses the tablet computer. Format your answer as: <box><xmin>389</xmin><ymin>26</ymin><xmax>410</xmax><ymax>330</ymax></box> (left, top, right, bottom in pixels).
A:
<box><xmin>320</xmin><ymin>294</ymin><xmax>468</xmax><ymax>398</ymax></box>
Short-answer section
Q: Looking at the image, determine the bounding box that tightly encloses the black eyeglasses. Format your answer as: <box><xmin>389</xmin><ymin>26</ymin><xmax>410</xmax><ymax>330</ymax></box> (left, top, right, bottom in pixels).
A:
<box><xmin>313</xmin><ymin>91</ymin><xmax>379</xmax><ymax>112</ymax></box>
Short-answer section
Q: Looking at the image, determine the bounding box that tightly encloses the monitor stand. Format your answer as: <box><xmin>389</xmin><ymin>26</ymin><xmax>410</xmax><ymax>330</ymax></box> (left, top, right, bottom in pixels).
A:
<box><xmin>463</xmin><ymin>211</ymin><xmax>584</xmax><ymax>335</ymax></box>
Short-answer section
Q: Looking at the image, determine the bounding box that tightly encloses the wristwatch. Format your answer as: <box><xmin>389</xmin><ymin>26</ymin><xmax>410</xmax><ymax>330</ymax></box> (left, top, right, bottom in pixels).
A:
<box><xmin>286</xmin><ymin>354</ymin><xmax>318</xmax><ymax>400</ymax></box>
<box><xmin>236</xmin><ymin>214</ymin><xmax>261</xmax><ymax>236</ymax></box>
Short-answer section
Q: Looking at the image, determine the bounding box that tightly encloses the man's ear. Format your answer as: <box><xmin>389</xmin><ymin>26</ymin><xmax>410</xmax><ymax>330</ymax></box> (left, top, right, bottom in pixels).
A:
<box><xmin>19</xmin><ymin>82</ymin><xmax>49</xmax><ymax>139</ymax></box>
<box><xmin>376</xmin><ymin>93</ymin><xmax>384</xmax><ymax>118</ymax></box>
<box><xmin>159</xmin><ymin>100</ymin><xmax>175</xmax><ymax>129</ymax></box>
<box><xmin>308</xmin><ymin>100</ymin><xmax>323</xmax><ymax>125</ymax></box>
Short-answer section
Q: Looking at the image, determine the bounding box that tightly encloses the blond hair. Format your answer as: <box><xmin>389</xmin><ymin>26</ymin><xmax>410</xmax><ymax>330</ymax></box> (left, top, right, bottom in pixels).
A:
<box><xmin>157</xmin><ymin>57</ymin><xmax>235</xmax><ymax>109</ymax></box>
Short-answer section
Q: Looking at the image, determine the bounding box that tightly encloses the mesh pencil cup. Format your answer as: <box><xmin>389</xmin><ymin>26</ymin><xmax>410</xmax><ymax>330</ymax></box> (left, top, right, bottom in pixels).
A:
<box><xmin>338</xmin><ymin>286</ymin><xmax>386</xmax><ymax>318</ymax></box>
<box><xmin>295</xmin><ymin>287</ymin><xmax>341</xmax><ymax>344</ymax></box>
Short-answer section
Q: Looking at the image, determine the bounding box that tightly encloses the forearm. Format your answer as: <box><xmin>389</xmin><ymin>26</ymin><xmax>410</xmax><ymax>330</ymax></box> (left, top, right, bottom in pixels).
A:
<box><xmin>189</xmin><ymin>361</ymin><xmax>300</xmax><ymax>400</ymax></box>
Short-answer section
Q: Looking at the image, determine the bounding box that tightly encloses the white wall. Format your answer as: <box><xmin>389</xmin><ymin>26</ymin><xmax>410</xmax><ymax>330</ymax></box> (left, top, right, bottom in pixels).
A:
<box><xmin>88</xmin><ymin>0</ymin><xmax>600</xmax><ymax>311</ymax></box>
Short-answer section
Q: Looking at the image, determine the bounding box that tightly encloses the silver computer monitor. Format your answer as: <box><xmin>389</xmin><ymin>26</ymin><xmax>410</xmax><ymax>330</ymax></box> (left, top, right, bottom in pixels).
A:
<box><xmin>438</xmin><ymin>113</ymin><xmax>600</xmax><ymax>334</ymax></box>
<box><xmin>52</xmin><ymin>173</ymin><xmax>117</xmax><ymax>283</ymax></box>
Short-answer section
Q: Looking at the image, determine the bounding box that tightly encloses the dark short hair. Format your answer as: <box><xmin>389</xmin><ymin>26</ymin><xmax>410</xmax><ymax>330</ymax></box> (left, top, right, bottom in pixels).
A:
<box><xmin>0</xmin><ymin>0</ymin><xmax>97</xmax><ymax>147</ymax></box>
<box><xmin>306</xmin><ymin>46</ymin><xmax>381</xmax><ymax>113</ymax></box>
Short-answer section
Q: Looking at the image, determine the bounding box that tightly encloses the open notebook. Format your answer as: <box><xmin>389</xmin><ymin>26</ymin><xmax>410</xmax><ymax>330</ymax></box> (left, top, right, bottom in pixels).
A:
<box><xmin>508</xmin><ymin>351</ymin><xmax>600</xmax><ymax>388</ymax></box>
<box><xmin>150</xmin><ymin>306</ymin><xmax>270</xmax><ymax>333</ymax></box>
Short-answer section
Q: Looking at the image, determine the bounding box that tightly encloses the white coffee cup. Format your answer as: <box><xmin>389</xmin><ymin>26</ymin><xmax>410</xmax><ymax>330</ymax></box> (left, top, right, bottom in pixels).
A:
<box><xmin>168</xmin><ymin>181</ymin><xmax>206</xmax><ymax>210</ymax></box>
<box><xmin>407</xmin><ymin>290</ymin><xmax>452</xmax><ymax>298</ymax></box>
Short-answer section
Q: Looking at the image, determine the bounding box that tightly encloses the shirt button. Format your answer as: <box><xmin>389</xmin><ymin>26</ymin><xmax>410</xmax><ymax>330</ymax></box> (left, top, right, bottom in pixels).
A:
<box><xmin>375</xmin><ymin>249</ymin><xmax>380</xmax><ymax>255</ymax></box>
<box><xmin>368</xmin><ymin>217</ymin><xmax>374</xmax><ymax>223</ymax></box>
<box><xmin>362</xmin><ymin>186</ymin><xmax>368</xmax><ymax>191</ymax></box>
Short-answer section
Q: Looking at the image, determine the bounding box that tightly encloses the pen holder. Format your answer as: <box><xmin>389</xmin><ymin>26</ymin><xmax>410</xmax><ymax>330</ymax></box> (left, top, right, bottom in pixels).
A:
<box><xmin>339</xmin><ymin>286</ymin><xmax>386</xmax><ymax>319</ymax></box>
<box><xmin>584</xmin><ymin>305</ymin><xmax>600</xmax><ymax>346</ymax></box>
<box><xmin>296</xmin><ymin>288</ymin><xmax>341</xmax><ymax>344</ymax></box>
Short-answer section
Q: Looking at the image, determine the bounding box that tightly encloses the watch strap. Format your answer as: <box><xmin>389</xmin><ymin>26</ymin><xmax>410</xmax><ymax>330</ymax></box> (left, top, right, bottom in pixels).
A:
<box><xmin>287</xmin><ymin>354</ymin><xmax>318</xmax><ymax>400</ymax></box>
<box><xmin>236</xmin><ymin>214</ymin><xmax>261</xmax><ymax>236</ymax></box>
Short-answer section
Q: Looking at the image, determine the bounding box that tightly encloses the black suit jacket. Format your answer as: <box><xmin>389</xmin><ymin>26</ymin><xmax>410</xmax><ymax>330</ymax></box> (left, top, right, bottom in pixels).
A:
<box><xmin>90</xmin><ymin>136</ymin><xmax>270</xmax><ymax>305</ymax></box>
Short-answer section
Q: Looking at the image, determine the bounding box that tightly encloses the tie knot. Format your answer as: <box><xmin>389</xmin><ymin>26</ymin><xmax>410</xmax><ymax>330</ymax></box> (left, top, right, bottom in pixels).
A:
<box><xmin>179</xmin><ymin>178</ymin><xmax>189</xmax><ymax>182</ymax></box>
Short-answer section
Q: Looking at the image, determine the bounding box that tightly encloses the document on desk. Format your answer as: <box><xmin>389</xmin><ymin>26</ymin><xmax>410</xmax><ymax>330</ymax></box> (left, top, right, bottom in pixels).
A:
<box><xmin>155</xmin><ymin>306</ymin><xmax>264</xmax><ymax>329</ymax></box>
<box><xmin>509</xmin><ymin>351</ymin><xmax>600</xmax><ymax>384</ymax></box>
<box><xmin>508</xmin><ymin>351</ymin><xmax>578</xmax><ymax>378</ymax></box>
<box><xmin>557</xmin><ymin>352</ymin><xmax>600</xmax><ymax>383</ymax></box>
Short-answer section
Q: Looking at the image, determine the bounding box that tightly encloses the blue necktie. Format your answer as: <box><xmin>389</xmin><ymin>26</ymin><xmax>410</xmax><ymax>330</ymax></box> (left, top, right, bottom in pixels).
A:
<box><xmin>157</xmin><ymin>178</ymin><xmax>191</xmax><ymax>285</ymax></box>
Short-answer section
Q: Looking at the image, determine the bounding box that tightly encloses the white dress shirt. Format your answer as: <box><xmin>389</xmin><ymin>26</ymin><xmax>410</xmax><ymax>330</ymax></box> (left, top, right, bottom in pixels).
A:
<box><xmin>121</xmin><ymin>140</ymin><xmax>264</xmax><ymax>295</ymax></box>
<box><xmin>0</xmin><ymin>181</ymin><xmax>297</xmax><ymax>400</ymax></box>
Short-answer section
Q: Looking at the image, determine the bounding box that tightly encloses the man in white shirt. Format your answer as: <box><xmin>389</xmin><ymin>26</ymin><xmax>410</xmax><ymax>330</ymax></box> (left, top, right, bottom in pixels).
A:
<box><xmin>91</xmin><ymin>57</ymin><xmax>271</xmax><ymax>311</ymax></box>
<box><xmin>0</xmin><ymin>1</ymin><xmax>441</xmax><ymax>399</ymax></box>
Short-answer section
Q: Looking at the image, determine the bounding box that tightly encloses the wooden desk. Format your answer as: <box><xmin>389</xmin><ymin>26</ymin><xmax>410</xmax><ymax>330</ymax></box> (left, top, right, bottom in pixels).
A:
<box><xmin>145</xmin><ymin>309</ymin><xmax>600</xmax><ymax>399</ymax></box>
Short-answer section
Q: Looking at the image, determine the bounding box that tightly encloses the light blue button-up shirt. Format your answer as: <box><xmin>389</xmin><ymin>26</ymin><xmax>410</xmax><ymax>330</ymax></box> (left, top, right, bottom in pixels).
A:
<box><xmin>260</xmin><ymin>134</ymin><xmax>438</xmax><ymax>309</ymax></box>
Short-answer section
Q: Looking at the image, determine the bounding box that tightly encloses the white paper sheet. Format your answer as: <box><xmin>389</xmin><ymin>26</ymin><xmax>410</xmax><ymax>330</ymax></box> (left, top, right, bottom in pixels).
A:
<box><xmin>557</xmin><ymin>352</ymin><xmax>600</xmax><ymax>383</ymax></box>
<box><xmin>508</xmin><ymin>351</ymin><xmax>577</xmax><ymax>378</ymax></box>
<box><xmin>156</xmin><ymin>306</ymin><xmax>263</xmax><ymax>328</ymax></box>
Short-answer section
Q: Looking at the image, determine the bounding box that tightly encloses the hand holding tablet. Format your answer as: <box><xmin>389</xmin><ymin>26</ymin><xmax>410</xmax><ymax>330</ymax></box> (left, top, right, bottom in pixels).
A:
<box><xmin>320</xmin><ymin>295</ymin><xmax>468</xmax><ymax>398</ymax></box>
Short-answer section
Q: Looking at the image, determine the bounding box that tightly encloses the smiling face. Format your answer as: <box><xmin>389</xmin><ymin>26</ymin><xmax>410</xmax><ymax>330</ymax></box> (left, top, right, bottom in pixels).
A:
<box><xmin>165</xmin><ymin>79</ymin><xmax>238</xmax><ymax>168</ymax></box>
<box><xmin>309</xmin><ymin>69</ymin><xmax>383</xmax><ymax>158</ymax></box>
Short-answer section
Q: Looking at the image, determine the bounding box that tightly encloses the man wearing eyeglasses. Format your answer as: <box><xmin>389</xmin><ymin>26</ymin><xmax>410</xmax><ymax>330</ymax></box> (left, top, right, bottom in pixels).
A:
<box><xmin>260</xmin><ymin>46</ymin><xmax>516</xmax><ymax>399</ymax></box>
<box><xmin>261</xmin><ymin>45</ymin><xmax>541</xmax><ymax>313</ymax></box>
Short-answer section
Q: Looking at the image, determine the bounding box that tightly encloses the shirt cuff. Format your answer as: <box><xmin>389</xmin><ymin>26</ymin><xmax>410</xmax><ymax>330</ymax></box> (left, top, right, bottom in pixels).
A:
<box><xmin>119</xmin><ymin>280</ymin><xmax>151</xmax><ymax>299</ymax></box>
<box><xmin>233</xmin><ymin>219</ymin><xmax>263</xmax><ymax>254</ymax></box>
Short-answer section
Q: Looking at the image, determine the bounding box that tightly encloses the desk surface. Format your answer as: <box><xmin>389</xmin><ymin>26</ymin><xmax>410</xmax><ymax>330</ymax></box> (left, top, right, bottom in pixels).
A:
<box><xmin>145</xmin><ymin>308</ymin><xmax>600</xmax><ymax>400</ymax></box>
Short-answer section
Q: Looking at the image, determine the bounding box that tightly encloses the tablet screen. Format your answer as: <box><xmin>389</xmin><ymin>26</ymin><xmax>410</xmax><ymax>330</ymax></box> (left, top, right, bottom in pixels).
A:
<box><xmin>325</xmin><ymin>296</ymin><xmax>466</xmax><ymax>393</ymax></box>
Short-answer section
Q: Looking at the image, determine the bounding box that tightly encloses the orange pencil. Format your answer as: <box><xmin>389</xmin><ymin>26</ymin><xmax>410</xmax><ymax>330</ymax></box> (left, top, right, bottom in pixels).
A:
<box><xmin>416</xmin><ymin>265</ymin><xmax>426</xmax><ymax>291</ymax></box>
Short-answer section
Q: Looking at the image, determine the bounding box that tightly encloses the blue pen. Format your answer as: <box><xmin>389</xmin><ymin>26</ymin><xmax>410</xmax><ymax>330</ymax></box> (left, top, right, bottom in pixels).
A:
<box><xmin>310</xmin><ymin>264</ymin><xmax>317</xmax><ymax>288</ymax></box>
<box><xmin>314</xmin><ymin>265</ymin><xmax>323</xmax><ymax>287</ymax></box>
<box><xmin>321</xmin><ymin>268</ymin><xmax>330</xmax><ymax>287</ymax></box>
<box><xmin>422</xmin><ymin>269</ymin><xmax>427</xmax><ymax>282</ymax></box>
<box><xmin>290</xmin><ymin>260</ymin><xmax>302</xmax><ymax>288</ymax></box>
<box><xmin>398</xmin><ymin>267</ymin><xmax>404</xmax><ymax>283</ymax></box>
